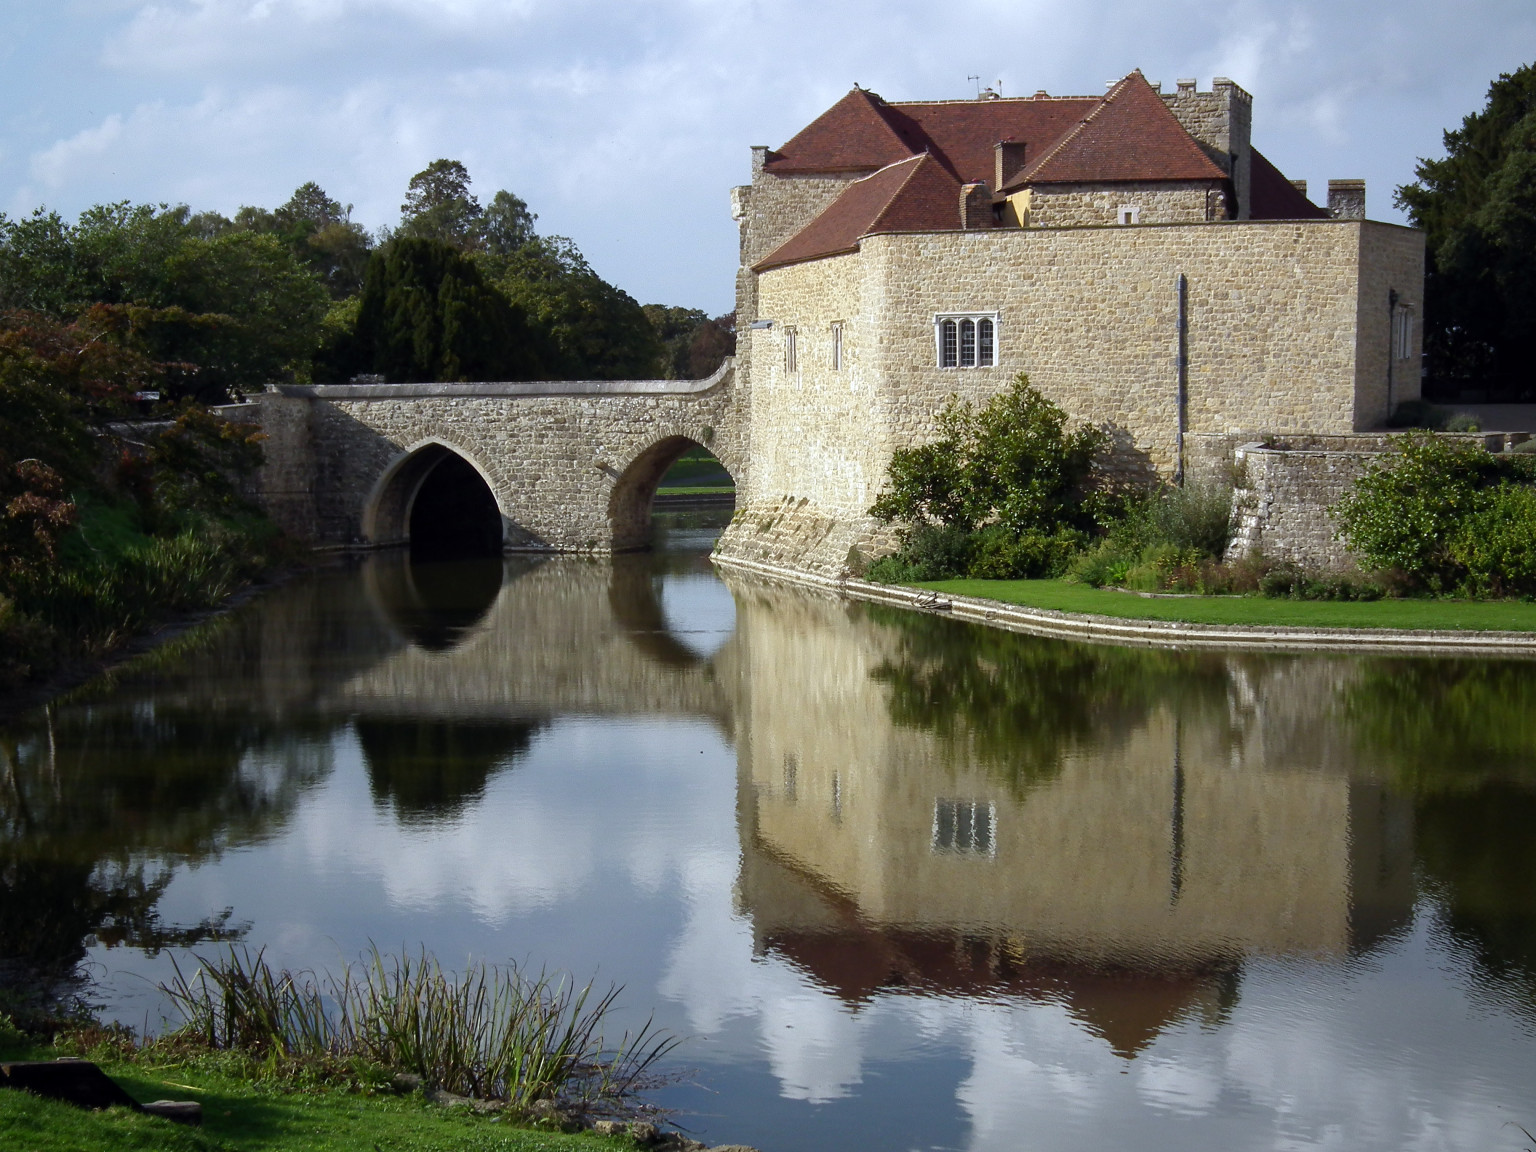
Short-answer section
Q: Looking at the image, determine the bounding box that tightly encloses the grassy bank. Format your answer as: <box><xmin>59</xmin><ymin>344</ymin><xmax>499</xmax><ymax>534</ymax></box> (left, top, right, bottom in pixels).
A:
<box><xmin>913</xmin><ymin>578</ymin><xmax>1536</xmax><ymax>631</ymax></box>
<box><xmin>0</xmin><ymin>1044</ymin><xmax>624</xmax><ymax>1152</ymax></box>
<box><xmin>0</xmin><ymin>945</ymin><xmax>680</xmax><ymax>1151</ymax></box>
<box><xmin>0</xmin><ymin>496</ymin><xmax>289</xmax><ymax>693</ymax></box>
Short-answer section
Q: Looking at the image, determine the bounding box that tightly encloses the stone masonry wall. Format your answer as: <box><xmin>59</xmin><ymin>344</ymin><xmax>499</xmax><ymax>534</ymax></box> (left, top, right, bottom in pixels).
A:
<box><xmin>1226</xmin><ymin>432</ymin><xmax>1533</xmax><ymax>570</ymax></box>
<box><xmin>1353</xmin><ymin>223</ymin><xmax>1426</xmax><ymax>429</ymax></box>
<box><xmin>240</xmin><ymin>368</ymin><xmax>743</xmax><ymax>551</ymax></box>
<box><xmin>1159</xmin><ymin>78</ymin><xmax>1251</xmax><ymax>218</ymax></box>
<box><xmin>1027</xmin><ymin>182</ymin><xmax>1216</xmax><ymax>227</ymax></box>
<box><xmin>717</xmin><ymin>217</ymin><xmax>1425</xmax><ymax>577</ymax></box>
<box><xmin>1226</xmin><ymin>443</ymin><xmax>1373</xmax><ymax>568</ymax></box>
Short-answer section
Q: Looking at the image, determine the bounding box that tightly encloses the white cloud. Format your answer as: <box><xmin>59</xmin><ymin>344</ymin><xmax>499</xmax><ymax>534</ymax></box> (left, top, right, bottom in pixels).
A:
<box><xmin>6</xmin><ymin>0</ymin><xmax>1535</xmax><ymax>308</ymax></box>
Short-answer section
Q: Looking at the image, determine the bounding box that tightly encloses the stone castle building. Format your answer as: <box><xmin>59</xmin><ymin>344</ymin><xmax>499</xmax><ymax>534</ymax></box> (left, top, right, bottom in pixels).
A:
<box><xmin>715</xmin><ymin>70</ymin><xmax>1425</xmax><ymax>576</ymax></box>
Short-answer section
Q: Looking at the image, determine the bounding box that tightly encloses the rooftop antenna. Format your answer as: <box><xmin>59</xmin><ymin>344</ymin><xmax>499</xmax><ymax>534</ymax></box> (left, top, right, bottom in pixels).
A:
<box><xmin>968</xmin><ymin>74</ymin><xmax>981</xmax><ymax>97</ymax></box>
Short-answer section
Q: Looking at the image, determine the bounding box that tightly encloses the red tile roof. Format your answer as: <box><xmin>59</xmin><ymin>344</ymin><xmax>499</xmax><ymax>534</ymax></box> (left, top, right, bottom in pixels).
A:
<box><xmin>880</xmin><ymin>97</ymin><xmax>1100</xmax><ymax>185</ymax></box>
<box><xmin>753</xmin><ymin>154</ymin><xmax>962</xmax><ymax>271</ymax></box>
<box><xmin>1248</xmin><ymin>148</ymin><xmax>1330</xmax><ymax>219</ymax></box>
<box><xmin>754</xmin><ymin>72</ymin><xmax>1325</xmax><ymax>271</ymax></box>
<box><xmin>1006</xmin><ymin>71</ymin><xmax>1227</xmax><ymax>188</ymax></box>
<box><xmin>762</xmin><ymin>87</ymin><xmax>918</xmax><ymax>174</ymax></box>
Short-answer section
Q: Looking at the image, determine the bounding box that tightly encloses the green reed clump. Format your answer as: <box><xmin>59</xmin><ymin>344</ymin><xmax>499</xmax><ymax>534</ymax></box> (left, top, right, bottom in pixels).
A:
<box><xmin>161</xmin><ymin>945</ymin><xmax>677</xmax><ymax>1113</ymax></box>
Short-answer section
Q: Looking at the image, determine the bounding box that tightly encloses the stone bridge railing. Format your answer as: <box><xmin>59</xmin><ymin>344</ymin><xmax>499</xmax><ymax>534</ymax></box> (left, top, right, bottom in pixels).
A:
<box><xmin>236</xmin><ymin>358</ymin><xmax>742</xmax><ymax>552</ymax></box>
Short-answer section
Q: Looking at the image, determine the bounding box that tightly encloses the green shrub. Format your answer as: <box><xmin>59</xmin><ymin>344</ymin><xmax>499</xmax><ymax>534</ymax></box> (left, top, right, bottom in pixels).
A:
<box><xmin>1110</xmin><ymin>482</ymin><xmax>1234</xmax><ymax>558</ymax></box>
<box><xmin>1066</xmin><ymin>540</ymin><xmax>1134</xmax><ymax>588</ymax></box>
<box><xmin>867</xmin><ymin>375</ymin><xmax>1105</xmax><ymax>582</ymax></box>
<box><xmin>966</xmin><ymin>525</ymin><xmax>1085</xmax><ymax>579</ymax></box>
<box><xmin>1444</xmin><ymin>412</ymin><xmax>1482</xmax><ymax>433</ymax></box>
<box><xmin>1259</xmin><ymin>565</ymin><xmax>1386</xmax><ymax>601</ymax></box>
<box><xmin>1334</xmin><ymin>431</ymin><xmax>1536</xmax><ymax>594</ymax></box>
<box><xmin>1450</xmin><ymin>482</ymin><xmax>1536</xmax><ymax>596</ymax></box>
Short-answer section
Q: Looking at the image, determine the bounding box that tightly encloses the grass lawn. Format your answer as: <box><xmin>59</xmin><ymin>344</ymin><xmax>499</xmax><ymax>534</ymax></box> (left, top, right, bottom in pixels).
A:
<box><xmin>653</xmin><ymin>484</ymin><xmax>735</xmax><ymax>496</ymax></box>
<box><xmin>0</xmin><ymin>1048</ymin><xmax>626</xmax><ymax>1152</ymax></box>
<box><xmin>912</xmin><ymin>578</ymin><xmax>1536</xmax><ymax>632</ymax></box>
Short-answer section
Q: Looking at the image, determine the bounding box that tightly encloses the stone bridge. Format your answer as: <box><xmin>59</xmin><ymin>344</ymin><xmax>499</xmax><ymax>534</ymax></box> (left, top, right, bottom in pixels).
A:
<box><xmin>239</xmin><ymin>359</ymin><xmax>744</xmax><ymax>553</ymax></box>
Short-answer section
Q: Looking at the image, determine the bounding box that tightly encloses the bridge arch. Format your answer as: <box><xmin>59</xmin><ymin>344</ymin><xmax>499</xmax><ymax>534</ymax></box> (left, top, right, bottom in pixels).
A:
<box><xmin>609</xmin><ymin>434</ymin><xmax>736</xmax><ymax>551</ymax></box>
<box><xmin>363</xmin><ymin>439</ymin><xmax>506</xmax><ymax>554</ymax></box>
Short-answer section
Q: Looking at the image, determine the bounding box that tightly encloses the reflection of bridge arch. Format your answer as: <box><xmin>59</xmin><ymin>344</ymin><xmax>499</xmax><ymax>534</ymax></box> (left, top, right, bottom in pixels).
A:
<box><xmin>609</xmin><ymin>435</ymin><xmax>737</xmax><ymax>551</ymax></box>
<box><xmin>362</xmin><ymin>552</ymin><xmax>520</xmax><ymax>652</ymax></box>
<box><xmin>608</xmin><ymin>555</ymin><xmax>735</xmax><ymax>669</ymax></box>
<box><xmin>362</xmin><ymin>438</ymin><xmax>506</xmax><ymax>550</ymax></box>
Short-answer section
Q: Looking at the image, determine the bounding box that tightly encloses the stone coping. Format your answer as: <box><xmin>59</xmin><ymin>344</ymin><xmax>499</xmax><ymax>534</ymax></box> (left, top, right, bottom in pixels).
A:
<box><xmin>275</xmin><ymin>358</ymin><xmax>733</xmax><ymax>401</ymax></box>
<box><xmin>711</xmin><ymin>554</ymin><xmax>1536</xmax><ymax>656</ymax></box>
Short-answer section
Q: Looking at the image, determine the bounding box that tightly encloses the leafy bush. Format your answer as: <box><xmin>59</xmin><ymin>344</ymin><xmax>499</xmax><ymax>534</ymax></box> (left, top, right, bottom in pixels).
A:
<box><xmin>1333</xmin><ymin>430</ymin><xmax>1536</xmax><ymax>594</ymax></box>
<box><xmin>966</xmin><ymin>525</ymin><xmax>1085</xmax><ymax>579</ymax></box>
<box><xmin>1259</xmin><ymin>565</ymin><xmax>1386</xmax><ymax>601</ymax></box>
<box><xmin>1448</xmin><ymin>482</ymin><xmax>1536</xmax><ymax>596</ymax></box>
<box><xmin>1065</xmin><ymin>481</ymin><xmax>1234</xmax><ymax>591</ymax></box>
<box><xmin>866</xmin><ymin>375</ymin><xmax>1103</xmax><ymax>581</ymax></box>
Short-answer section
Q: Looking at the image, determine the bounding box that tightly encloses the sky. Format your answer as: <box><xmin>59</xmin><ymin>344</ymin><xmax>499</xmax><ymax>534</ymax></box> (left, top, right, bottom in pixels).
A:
<box><xmin>1</xmin><ymin>1</ymin><xmax>1531</xmax><ymax>315</ymax></box>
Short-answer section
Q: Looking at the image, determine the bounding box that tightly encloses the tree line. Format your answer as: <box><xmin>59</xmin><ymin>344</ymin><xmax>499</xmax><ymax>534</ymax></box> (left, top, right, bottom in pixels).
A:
<box><xmin>0</xmin><ymin>159</ymin><xmax>734</xmax><ymax>402</ymax></box>
<box><xmin>1399</xmin><ymin>61</ymin><xmax>1536</xmax><ymax>402</ymax></box>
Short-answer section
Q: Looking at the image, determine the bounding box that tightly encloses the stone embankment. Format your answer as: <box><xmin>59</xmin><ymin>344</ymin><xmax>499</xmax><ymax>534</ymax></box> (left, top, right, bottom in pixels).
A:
<box><xmin>712</xmin><ymin>555</ymin><xmax>1536</xmax><ymax>656</ymax></box>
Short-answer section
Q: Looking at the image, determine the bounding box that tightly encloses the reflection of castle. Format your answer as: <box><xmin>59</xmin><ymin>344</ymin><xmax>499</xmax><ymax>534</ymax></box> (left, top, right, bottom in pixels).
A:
<box><xmin>726</xmin><ymin>576</ymin><xmax>1415</xmax><ymax>1056</ymax></box>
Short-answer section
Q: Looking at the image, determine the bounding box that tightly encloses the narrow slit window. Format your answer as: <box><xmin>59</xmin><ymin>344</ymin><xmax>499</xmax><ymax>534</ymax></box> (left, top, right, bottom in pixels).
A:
<box><xmin>785</xmin><ymin>327</ymin><xmax>797</xmax><ymax>373</ymax></box>
<box><xmin>940</xmin><ymin>320</ymin><xmax>958</xmax><ymax>368</ymax></box>
<box><xmin>978</xmin><ymin>318</ymin><xmax>995</xmax><ymax>366</ymax></box>
<box><xmin>1393</xmin><ymin>306</ymin><xmax>1414</xmax><ymax>360</ymax></box>
<box><xmin>959</xmin><ymin>319</ymin><xmax>976</xmax><ymax>367</ymax></box>
<box><xmin>831</xmin><ymin>322</ymin><xmax>843</xmax><ymax>371</ymax></box>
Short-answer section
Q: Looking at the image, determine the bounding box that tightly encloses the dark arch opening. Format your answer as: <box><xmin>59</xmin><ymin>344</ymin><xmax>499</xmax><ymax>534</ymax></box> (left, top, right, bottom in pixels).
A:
<box><xmin>609</xmin><ymin>436</ymin><xmax>736</xmax><ymax>551</ymax></box>
<box><xmin>409</xmin><ymin>452</ymin><xmax>503</xmax><ymax>559</ymax></box>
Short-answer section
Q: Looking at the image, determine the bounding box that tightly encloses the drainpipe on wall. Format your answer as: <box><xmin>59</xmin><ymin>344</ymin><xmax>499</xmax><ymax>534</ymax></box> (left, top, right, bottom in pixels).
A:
<box><xmin>1175</xmin><ymin>273</ymin><xmax>1188</xmax><ymax>485</ymax></box>
<box><xmin>1387</xmin><ymin>288</ymin><xmax>1398</xmax><ymax>423</ymax></box>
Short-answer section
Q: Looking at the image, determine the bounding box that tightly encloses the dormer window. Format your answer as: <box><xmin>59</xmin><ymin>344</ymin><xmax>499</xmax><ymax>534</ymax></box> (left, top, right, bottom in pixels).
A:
<box><xmin>1118</xmin><ymin>205</ymin><xmax>1141</xmax><ymax>225</ymax></box>
<box><xmin>936</xmin><ymin>314</ymin><xmax>998</xmax><ymax>368</ymax></box>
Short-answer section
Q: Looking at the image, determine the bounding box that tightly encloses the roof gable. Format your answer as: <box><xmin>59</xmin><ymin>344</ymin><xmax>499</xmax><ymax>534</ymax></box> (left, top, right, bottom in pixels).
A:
<box><xmin>1008</xmin><ymin>71</ymin><xmax>1228</xmax><ymax>187</ymax></box>
<box><xmin>1248</xmin><ymin>148</ymin><xmax>1330</xmax><ymax>219</ymax></box>
<box><xmin>885</xmin><ymin>97</ymin><xmax>1100</xmax><ymax>186</ymax></box>
<box><xmin>763</xmin><ymin>88</ymin><xmax>920</xmax><ymax>173</ymax></box>
<box><xmin>753</xmin><ymin>155</ymin><xmax>960</xmax><ymax>271</ymax></box>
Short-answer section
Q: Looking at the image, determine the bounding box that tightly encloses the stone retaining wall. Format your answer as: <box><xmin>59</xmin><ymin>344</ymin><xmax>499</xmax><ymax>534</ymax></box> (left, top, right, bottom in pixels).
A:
<box><xmin>1225</xmin><ymin>432</ymin><xmax>1534</xmax><ymax>569</ymax></box>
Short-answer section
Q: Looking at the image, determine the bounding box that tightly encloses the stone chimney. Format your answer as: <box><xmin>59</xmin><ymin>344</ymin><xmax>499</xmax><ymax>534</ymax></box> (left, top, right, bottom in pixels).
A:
<box><xmin>994</xmin><ymin>141</ymin><xmax>1028</xmax><ymax>191</ymax></box>
<box><xmin>1290</xmin><ymin>179</ymin><xmax>1308</xmax><ymax>198</ymax></box>
<box><xmin>1161</xmin><ymin>77</ymin><xmax>1253</xmax><ymax>219</ymax></box>
<box><xmin>1327</xmin><ymin>179</ymin><xmax>1366</xmax><ymax>220</ymax></box>
<box><xmin>960</xmin><ymin>183</ymin><xmax>993</xmax><ymax>230</ymax></box>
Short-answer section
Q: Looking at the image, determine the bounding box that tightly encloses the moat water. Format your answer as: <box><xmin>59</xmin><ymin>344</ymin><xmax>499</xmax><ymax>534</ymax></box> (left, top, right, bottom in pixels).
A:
<box><xmin>3</xmin><ymin>518</ymin><xmax>1535</xmax><ymax>1151</ymax></box>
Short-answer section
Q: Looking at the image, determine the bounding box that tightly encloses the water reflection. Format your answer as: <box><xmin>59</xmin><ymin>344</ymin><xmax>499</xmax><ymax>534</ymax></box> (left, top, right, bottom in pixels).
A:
<box><xmin>364</xmin><ymin>554</ymin><xmax>512</xmax><ymax>651</ymax></box>
<box><xmin>1</xmin><ymin>545</ymin><xmax>1534</xmax><ymax>1149</ymax></box>
<box><xmin>729</xmin><ymin>583</ymin><xmax>1415</xmax><ymax>1012</ymax></box>
<box><xmin>357</xmin><ymin>718</ymin><xmax>543</xmax><ymax>821</ymax></box>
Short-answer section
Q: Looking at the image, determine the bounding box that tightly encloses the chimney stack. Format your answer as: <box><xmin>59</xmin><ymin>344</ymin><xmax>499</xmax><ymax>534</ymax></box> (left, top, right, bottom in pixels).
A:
<box><xmin>1327</xmin><ymin>179</ymin><xmax>1366</xmax><ymax>220</ymax></box>
<box><xmin>1289</xmin><ymin>178</ymin><xmax>1308</xmax><ymax>197</ymax></box>
<box><xmin>994</xmin><ymin>141</ymin><xmax>1028</xmax><ymax>191</ymax></box>
<box><xmin>960</xmin><ymin>183</ymin><xmax>993</xmax><ymax>230</ymax></box>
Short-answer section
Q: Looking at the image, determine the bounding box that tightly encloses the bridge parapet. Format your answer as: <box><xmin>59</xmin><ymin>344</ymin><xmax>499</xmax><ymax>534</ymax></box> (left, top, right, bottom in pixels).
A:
<box><xmin>241</xmin><ymin>358</ymin><xmax>742</xmax><ymax>552</ymax></box>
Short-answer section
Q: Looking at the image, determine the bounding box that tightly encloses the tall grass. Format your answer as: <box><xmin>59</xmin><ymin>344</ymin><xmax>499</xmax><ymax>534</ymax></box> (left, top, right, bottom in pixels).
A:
<box><xmin>161</xmin><ymin>945</ymin><xmax>677</xmax><ymax>1114</ymax></box>
<box><xmin>6</xmin><ymin>513</ymin><xmax>279</xmax><ymax>664</ymax></box>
